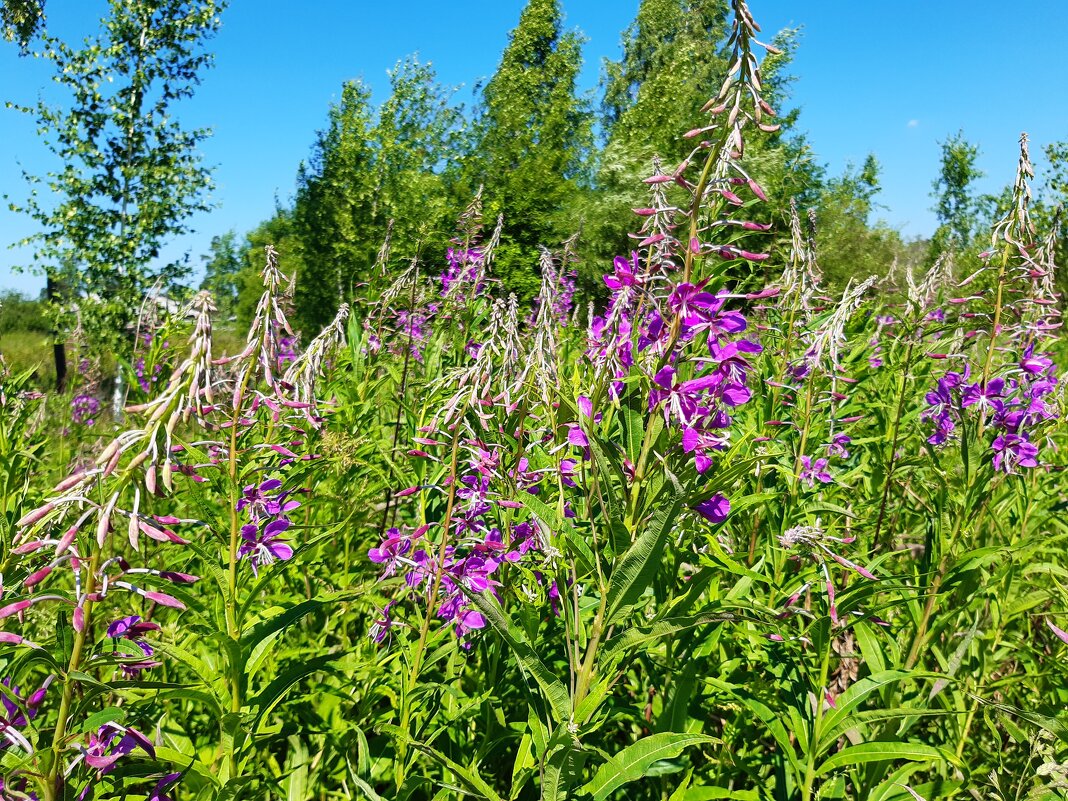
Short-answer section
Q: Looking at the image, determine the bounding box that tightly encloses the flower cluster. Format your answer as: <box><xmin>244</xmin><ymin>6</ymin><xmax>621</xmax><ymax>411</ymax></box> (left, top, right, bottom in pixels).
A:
<box><xmin>71</xmin><ymin>393</ymin><xmax>101</xmax><ymax>426</ymax></box>
<box><xmin>922</xmin><ymin>344</ymin><xmax>1059</xmax><ymax>472</ymax></box>
<box><xmin>370</xmin><ymin>443</ymin><xmax>556</xmax><ymax>647</ymax></box>
<box><xmin>237</xmin><ymin>477</ymin><xmax>299</xmax><ymax>575</ymax></box>
<box><xmin>134</xmin><ymin>356</ymin><xmax>164</xmax><ymax>394</ymax></box>
<box><xmin>441</xmin><ymin>247</ymin><xmax>486</xmax><ymax>297</ymax></box>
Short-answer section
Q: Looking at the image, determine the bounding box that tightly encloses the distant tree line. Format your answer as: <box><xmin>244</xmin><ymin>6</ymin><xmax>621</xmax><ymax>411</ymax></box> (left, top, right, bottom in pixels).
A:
<box><xmin>4</xmin><ymin>0</ymin><xmax>1068</xmax><ymax>363</ymax></box>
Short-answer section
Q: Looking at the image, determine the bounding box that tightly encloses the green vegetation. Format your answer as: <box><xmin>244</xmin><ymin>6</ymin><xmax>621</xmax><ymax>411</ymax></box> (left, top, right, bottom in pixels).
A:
<box><xmin>0</xmin><ymin>1</ymin><xmax>1066</xmax><ymax>800</ymax></box>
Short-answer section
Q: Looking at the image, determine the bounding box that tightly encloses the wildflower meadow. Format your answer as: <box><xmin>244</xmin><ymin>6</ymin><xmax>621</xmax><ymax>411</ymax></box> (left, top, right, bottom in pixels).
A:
<box><xmin>0</xmin><ymin>0</ymin><xmax>1067</xmax><ymax>799</ymax></box>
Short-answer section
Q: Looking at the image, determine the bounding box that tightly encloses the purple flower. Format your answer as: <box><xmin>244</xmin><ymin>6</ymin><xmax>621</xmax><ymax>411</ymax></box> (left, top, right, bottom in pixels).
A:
<box><xmin>604</xmin><ymin>253</ymin><xmax>643</xmax><ymax>290</ymax></box>
<box><xmin>991</xmin><ymin>432</ymin><xmax>1039</xmax><ymax>473</ymax></box>
<box><xmin>83</xmin><ymin>723</ymin><xmax>155</xmax><ymax>774</ymax></box>
<box><xmin>237</xmin><ymin>478</ymin><xmax>300</xmax><ymax>521</ymax></box>
<box><xmin>238</xmin><ymin>519</ymin><xmax>294</xmax><ymax>575</ymax></box>
<box><xmin>369</xmin><ymin>601</ymin><xmax>397</xmax><ymax>644</ymax></box>
<box><xmin>0</xmin><ymin>676</ymin><xmax>49</xmax><ymax>751</ymax></box>
<box><xmin>368</xmin><ymin>528</ymin><xmax>417</xmax><ymax>578</ymax></box>
<box><xmin>799</xmin><ymin>456</ymin><xmax>832</xmax><ymax>488</ymax></box>
<box><xmin>146</xmin><ymin>773</ymin><xmax>182</xmax><ymax>801</ymax></box>
<box><xmin>1020</xmin><ymin>343</ymin><xmax>1053</xmax><ymax>375</ymax></box>
<box><xmin>682</xmin><ymin>426</ymin><xmax>728</xmax><ymax>473</ymax></box>
<box><xmin>71</xmin><ymin>394</ymin><xmax>101</xmax><ymax>426</ymax></box>
<box><xmin>961</xmin><ymin>378</ymin><xmax>1006</xmax><ymax>411</ymax></box>
<box><xmin>694</xmin><ymin>494</ymin><xmax>730</xmax><ymax>524</ymax></box>
<box><xmin>827</xmin><ymin>434</ymin><xmax>851</xmax><ymax>460</ymax></box>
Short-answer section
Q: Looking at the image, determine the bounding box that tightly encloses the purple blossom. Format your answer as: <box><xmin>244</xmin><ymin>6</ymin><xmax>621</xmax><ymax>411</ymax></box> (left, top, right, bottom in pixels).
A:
<box><xmin>682</xmin><ymin>426</ymin><xmax>728</xmax><ymax>473</ymax></box>
<box><xmin>694</xmin><ymin>494</ymin><xmax>730</xmax><ymax>524</ymax></box>
<box><xmin>369</xmin><ymin>601</ymin><xmax>397</xmax><ymax>644</ymax></box>
<box><xmin>0</xmin><ymin>677</ymin><xmax>49</xmax><ymax>751</ymax></box>
<box><xmin>146</xmin><ymin>773</ymin><xmax>182</xmax><ymax>801</ymax></box>
<box><xmin>827</xmin><ymin>434</ymin><xmax>851</xmax><ymax>460</ymax></box>
<box><xmin>71</xmin><ymin>394</ymin><xmax>101</xmax><ymax>426</ymax></box>
<box><xmin>799</xmin><ymin>456</ymin><xmax>832</xmax><ymax>488</ymax></box>
<box><xmin>238</xmin><ymin>519</ymin><xmax>294</xmax><ymax>575</ymax></box>
<box><xmin>991</xmin><ymin>432</ymin><xmax>1039</xmax><ymax>473</ymax></box>
<box><xmin>83</xmin><ymin>723</ymin><xmax>155</xmax><ymax>775</ymax></box>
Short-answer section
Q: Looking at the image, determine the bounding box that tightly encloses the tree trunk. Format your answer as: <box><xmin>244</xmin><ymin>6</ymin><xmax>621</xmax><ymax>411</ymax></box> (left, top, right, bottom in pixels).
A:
<box><xmin>46</xmin><ymin>273</ymin><xmax>67</xmax><ymax>392</ymax></box>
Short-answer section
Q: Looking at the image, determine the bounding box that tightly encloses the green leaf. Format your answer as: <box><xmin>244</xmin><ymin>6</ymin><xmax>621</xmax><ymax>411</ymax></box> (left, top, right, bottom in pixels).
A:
<box><xmin>818</xmin><ymin>671</ymin><xmax>924</xmax><ymax>752</ymax></box>
<box><xmin>583</xmin><ymin>733</ymin><xmax>716</xmax><ymax>801</ymax></box>
<box><xmin>249</xmin><ymin>652</ymin><xmax>340</xmax><ymax>731</ymax></box>
<box><xmin>464</xmin><ymin>590</ymin><xmax>571</xmax><ymax>722</ymax></box>
<box><xmin>242</xmin><ymin>597</ymin><xmax>327</xmax><ymax>679</ymax></box>
<box><xmin>605</xmin><ymin>484</ymin><xmax>683</xmax><ymax>625</ymax></box>
<box><xmin>380</xmin><ymin>724</ymin><xmax>503</xmax><ymax>801</ymax></box>
<box><xmin>815</xmin><ymin>742</ymin><xmax>949</xmax><ymax>776</ymax></box>
<box><xmin>541</xmin><ymin>743</ymin><xmax>588</xmax><ymax>801</ymax></box>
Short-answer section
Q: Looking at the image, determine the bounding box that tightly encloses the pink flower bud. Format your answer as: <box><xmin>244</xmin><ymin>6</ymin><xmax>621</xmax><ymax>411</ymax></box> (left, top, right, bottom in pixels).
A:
<box><xmin>746</xmin><ymin>287</ymin><xmax>780</xmax><ymax>300</ymax></box>
<box><xmin>738</xmin><ymin>250</ymin><xmax>769</xmax><ymax>262</ymax></box>
<box><xmin>12</xmin><ymin>541</ymin><xmax>45</xmax><ymax>555</ymax></box>
<box><xmin>719</xmin><ymin>190</ymin><xmax>744</xmax><ymax>205</ymax></box>
<box><xmin>23</xmin><ymin>567</ymin><xmax>52</xmax><ymax>588</ymax></box>
<box><xmin>394</xmin><ymin>486</ymin><xmax>421</xmax><ymax>498</ymax></box>
<box><xmin>0</xmin><ymin>632</ymin><xmax>23</xmax><ymax>645</ymax></box>
<box><xmin>159</xmin><ymin>571</ymin><xmax>199</xmax><ymax>584</ymax></box>
<box><xmin>52</xmin><ymin>472</ymin><xmax>87</xmax><ymax>493</ymax></box>
<box><xmin>747</xmin><ymin>178</ymin><xmax>768</xmax><ymax>201</ymax></box>
<box><xmin>145</xmin><ymin>591</ymin><xmax>186</xmax><ymax>610</ymax></box>
<box><xmin>0</xmin><ymin>600</ymin><xmax>33</xmax><ymax>619</ymax></box>
<box><xmin>17</xmin><ymin>504</ymin><xmax>54</xmax><ymax>528</ymax></box>
<box><xmin>631</xmin><ymin>208</ymin><xmax>657</xmax><ymax>216</ymax></box>
<box><xmin>73</xmin><ymin>606</ymin><xmax>85</xmax><ymax>632</ymax></box>
<box><xmin>56</xmin><ymin>526</ymin><xmax>78</xmax><ymax>555</ymax></box>
<box><xmin>642</xmin><ymin>175</ymin><xmax>673</xmax><ymax>185</ymax></box>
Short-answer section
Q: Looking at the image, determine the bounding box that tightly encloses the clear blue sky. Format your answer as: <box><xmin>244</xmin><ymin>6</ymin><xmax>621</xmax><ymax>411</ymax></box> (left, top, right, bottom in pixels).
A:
<box><xmin>2</xmin><ymin>0</ymin><xmax>1067</xmax><ymax>296</ymax></box>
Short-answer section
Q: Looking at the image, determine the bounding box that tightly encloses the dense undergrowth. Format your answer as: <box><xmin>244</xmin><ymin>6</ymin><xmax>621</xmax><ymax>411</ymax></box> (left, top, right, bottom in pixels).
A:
<box><xmin>0</xmin><ymin>1</ymin><xmax>1066</xmax><ymax>799</ymax></box>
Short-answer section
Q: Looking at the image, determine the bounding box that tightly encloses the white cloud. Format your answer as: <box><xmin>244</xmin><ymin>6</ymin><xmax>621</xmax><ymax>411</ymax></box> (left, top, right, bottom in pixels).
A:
<box><xmin>907</xmin><ymin>119</ymin><xmax>920</xmax><ymax>128</ymax></box>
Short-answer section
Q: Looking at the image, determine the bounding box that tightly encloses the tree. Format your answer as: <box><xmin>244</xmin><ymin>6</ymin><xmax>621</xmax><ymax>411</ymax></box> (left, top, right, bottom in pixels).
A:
<box><xmin>587</xmin><ymin>2</ymin><xmax>819</xmax><ymax>288</ymax></box>
<box><xmin>200</xmin><ymin>230</ymin><xmax>242</xmax><ymax>316</ymax></box>
<box><xmin>369</xmin><ymin>56</ymin><xmax>464</xmax><ymax>252</ymax></box>
<box><xmin>289</xmin><ymin>80</ymin><xmax>375</xmax><ymax>333</ymax></box>
<box><xmin>8</xmin><ymin>0</ymin><xmax>224</xmax><ymax>388</ymax></box>
<box><xmin>814</xmin><ymin>154</ymin><xmax>904</xmax><ymax>287</ymax></box>
<box><xmin>466</xmin><ymin>0</ymin><xmax>591</xmax><ymax>299</ymax></box>
<box><xmin>1</xmin><ymin>0</ymin><xmax>44</xmax><ymax>51</ymax></box>
<box><xmin>929</xmin><ymin>130</ymin><xmax>983</xmax><ymax>258</ymax></box>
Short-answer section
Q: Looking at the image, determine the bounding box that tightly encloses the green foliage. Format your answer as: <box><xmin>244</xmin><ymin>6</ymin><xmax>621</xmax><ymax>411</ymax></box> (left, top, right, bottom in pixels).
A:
<box><xmin>465</xmin><ymin>0</ymin><xmax>592</xmax><ymax>297</ymax></box>
<box><xmin>199</xmin><ymin>230</ymin><xmax>243</xmax><ymax>316</ymax></box>
<box><xmin>0</xmin><ymin>291</ymin><xmax>48</xmax><ymax>335</ymax></box>
<box><xmin>929</xmin><ymin>129</ymin><xmax>984</xmax><ymax>260</ymax></box>
<box><xmin>7</xmin><ymin>0</ymin><xmax>223</xmax><ymax>357</ymax></box>
<box><xmin>1</xmin><ymin>3</ymin><xmax>1066</xmax><ymax>801</ymax></box>
<box><xmin>815</xmin><ymin>155</ymin><xmax>906</xmax><ymax>287</ymax></box>
<box><xmin>0</xmin><ymin>0</ymin><xmax>44</xmax><ymax>51</ymax></box>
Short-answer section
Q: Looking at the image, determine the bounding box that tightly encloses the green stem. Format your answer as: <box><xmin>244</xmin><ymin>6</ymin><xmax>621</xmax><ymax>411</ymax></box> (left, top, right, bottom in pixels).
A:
<box><xmin>873</xmin><ymin>339</ymin><xmax>916</xmax><ymax>549</ymax></box>
<box><xmin>42</xmin><ymin>549</ymin><xmax>102</xmax><ymax>801</ymax></box>
<box><xmin>396</xmin><ymin>429</ymin><xmax>462</xmax><ymax>791</ymax></box>
<box><xmin>800</xmin><ymin>633</ymin><xmax>834</xmax><ymax>801</ymax></box>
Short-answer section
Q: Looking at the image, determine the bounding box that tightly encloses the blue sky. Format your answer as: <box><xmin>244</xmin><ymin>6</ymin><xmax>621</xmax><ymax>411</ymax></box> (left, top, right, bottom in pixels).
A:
<box><xmin>2</xmin><ymin>0</ymin><xmax>1067</xmax><ymax>295</ymax></box>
